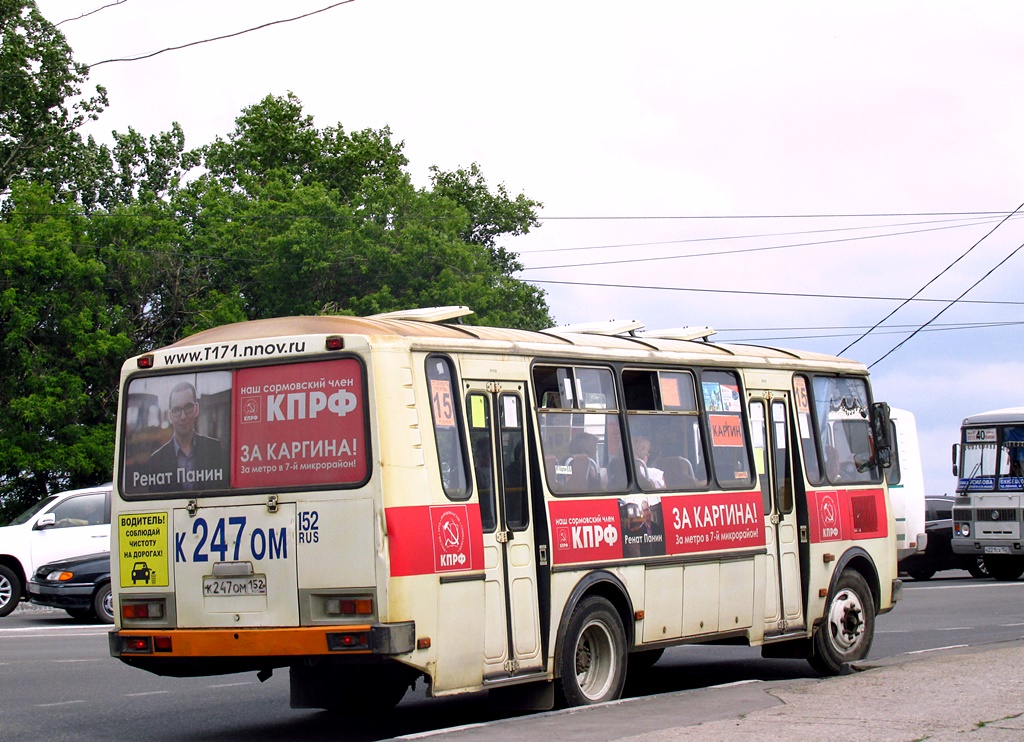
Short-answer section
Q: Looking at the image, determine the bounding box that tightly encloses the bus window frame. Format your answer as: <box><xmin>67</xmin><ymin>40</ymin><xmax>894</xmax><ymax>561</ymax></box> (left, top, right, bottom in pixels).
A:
<box><xmin>698</xmin><ymin>367</ymin><xmax>756</xmax><ymax>490</ymax></box>
<box><xmin>426</xmin><ymin>353</ymin><xmax>472</xmax><ymax>502</ymax></box>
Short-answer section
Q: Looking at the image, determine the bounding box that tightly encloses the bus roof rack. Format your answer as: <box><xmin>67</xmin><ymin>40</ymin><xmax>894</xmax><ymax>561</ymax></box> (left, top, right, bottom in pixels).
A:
<box><xmin>545</xmin><ymin>319</ymin><xmax>646</xmax><ymax>337</ymax></box>
<box><xmin>367</xmin><ymin>306</ymin><xmax>474</xmax><ymax>323</ymax></box>
<box><xmin>642</xmin><ymin>326</ymin><xmax>717</xmax><ymax>341</ymax></box>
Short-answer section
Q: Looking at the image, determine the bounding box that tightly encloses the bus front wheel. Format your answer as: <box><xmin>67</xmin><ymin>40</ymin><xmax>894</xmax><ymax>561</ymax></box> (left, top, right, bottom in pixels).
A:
<box><xmin>556</xmin><ymin>596</ymin><xmax>627</xmax><ymax>707</ymax></box>
<box><xmin>808</xmin><ymin>570</ymin><xmax>875</xmax><ymax>676</ymax></box>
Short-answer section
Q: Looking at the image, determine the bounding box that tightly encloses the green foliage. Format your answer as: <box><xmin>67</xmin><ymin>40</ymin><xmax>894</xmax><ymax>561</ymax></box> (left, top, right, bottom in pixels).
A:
<box><xmin>0</xmin><ymin>0</ymin><xmax>107</xmax><ymax>198</ymax></box>
<box><xmin>0</xmin><ymin>182</ymin><xmax>131</xmax><ymax>518</ymax></box>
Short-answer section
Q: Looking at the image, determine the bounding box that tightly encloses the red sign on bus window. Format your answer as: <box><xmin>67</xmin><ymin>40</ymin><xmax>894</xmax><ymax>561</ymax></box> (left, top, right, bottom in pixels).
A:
<box><xmin>232</xmin><ymin>359</ymin><xmax>367</xmax><ymax>488</ymax></box>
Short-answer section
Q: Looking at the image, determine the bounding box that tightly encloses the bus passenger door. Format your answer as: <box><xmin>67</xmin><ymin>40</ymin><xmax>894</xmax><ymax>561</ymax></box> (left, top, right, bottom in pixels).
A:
<box><xmin>749</xmin><ymin>394</ymin><xmax>805</xmax><ymax>635</ymax></box>
<box><xmin>466</xmin><ymin>383</ymin><xmax>544</xmax><ymax>679</ymax></box>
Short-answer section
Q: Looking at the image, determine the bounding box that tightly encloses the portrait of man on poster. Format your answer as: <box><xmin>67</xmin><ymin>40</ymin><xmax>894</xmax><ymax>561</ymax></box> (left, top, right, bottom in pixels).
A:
<box><xmin>146</xmin><ymin>381</ymin><xmax>228</xmax><ymax>492</ymax></box>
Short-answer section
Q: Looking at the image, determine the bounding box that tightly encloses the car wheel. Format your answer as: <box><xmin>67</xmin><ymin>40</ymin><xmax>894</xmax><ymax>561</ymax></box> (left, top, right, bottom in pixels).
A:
<box><xmin>0</xmin><ymin>565</ymin><xmax>22</xmax><ymax>618</ymax></box>
<box><xmin>93</xmin><ymin>583</ymin><xmax>114</xmax><ymax>624</ymax></box>
<box><xmin>967</xmin><ymin>557</ymin><xmax>989</xmax><ymax>579</ymax></box>
<box><xmin>556</xmin><ymin>596</ymin><xmax>627</xmax><ymax>707</ymax></box>
<box><xmin>808</xmin><ymin>570</ymin><xmax>875</xmax><ymax>676</ymax></box>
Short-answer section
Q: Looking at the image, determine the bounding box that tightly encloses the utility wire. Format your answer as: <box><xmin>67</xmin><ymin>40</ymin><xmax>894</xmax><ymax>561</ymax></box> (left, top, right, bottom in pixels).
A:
<box><xmin>88</xmin><ymin>0</ymin><xmax>356</xmax><ymax>67</ymax></box>
<box><xmin>527</xmin><ymin>279</ymin><xmax>1024</xmax><ymax>306</ymax></box>
<box><xmin>840</xmin><ymin>199</ymin><xmax>1024</xmax><ymax>356</ymax></box>
<box><xmin>521</xmin><ymin>218</ymin><xmax>1014</xmax><ymax>271</ymax></box>
<box><xmin>57</xmin><ymin>0</ymin><xmax>128</xmax><ymax>26</ymax></box>
<box><xmin>537</xmin><ymin>211</ymin><xmax>1019</xmax><ymax>221</ymax></box>
<box><xmin>868</xmin><ymin>240</ymin><xmax>1024</xmax><ymax>368</ymax></box>
<box><xmin>519</xmin><ymin>213</ymin><xmax>1010</xmax><ymax>255</ymax></box>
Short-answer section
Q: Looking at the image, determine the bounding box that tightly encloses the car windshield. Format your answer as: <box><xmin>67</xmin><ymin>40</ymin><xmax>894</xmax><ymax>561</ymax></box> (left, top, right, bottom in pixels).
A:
<box><xmin>8</xmin><ymin>495</ymin><xmax>59</xmax><ymax>526</ymax></box>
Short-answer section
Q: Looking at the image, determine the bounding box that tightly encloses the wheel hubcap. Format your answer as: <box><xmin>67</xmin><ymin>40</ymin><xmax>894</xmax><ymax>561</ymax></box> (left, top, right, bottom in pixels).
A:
<box><xmin>575</xmin><ymin>620</ymin><xmax>615</xmax><ymax>701</ymax></box>
<box><xmin>828</xmin><ymin>588</ymin><xmax>865</xmax><ymax>652</ymax></box>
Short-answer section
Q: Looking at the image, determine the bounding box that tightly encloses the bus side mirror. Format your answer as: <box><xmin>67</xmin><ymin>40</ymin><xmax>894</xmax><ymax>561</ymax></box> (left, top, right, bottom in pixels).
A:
<box><xmin>870</xmin><ymin>402</ymin><xmax>892</xmax><ymax>469</ymax></box>
<box><xmin>952</xmin><ymin>443</ymin><xmax>959</xmax><ymax>477</ymax></box>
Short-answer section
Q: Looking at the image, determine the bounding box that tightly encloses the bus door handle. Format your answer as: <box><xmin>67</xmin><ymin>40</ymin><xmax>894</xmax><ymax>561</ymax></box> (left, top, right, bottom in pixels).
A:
<box><xmin>496</xmin><ymin>530</ymin><xmax>511</xmax><ymax>543</ymax></box>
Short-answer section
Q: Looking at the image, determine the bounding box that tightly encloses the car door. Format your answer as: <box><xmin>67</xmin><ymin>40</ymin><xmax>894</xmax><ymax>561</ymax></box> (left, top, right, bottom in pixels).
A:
<box><xmin>30</xmin><ymin>490</ymin><xmax>111</xmax><ymax>572</ymax></box>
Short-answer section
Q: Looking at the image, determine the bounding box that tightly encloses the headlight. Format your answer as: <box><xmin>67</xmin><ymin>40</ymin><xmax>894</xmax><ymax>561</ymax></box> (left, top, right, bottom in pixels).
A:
<box><xmin>45</xmin><ymin>571</ymin><xmax>75</xmax><ymax>582</ymax></box>
<box><xmin>955</xmin><ymin>523</ymin><xmax>970</xmax><ymax>538</ymax></box>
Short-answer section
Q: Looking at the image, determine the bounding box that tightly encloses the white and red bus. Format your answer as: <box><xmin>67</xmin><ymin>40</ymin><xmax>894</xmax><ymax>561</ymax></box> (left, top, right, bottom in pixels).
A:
<box><xmin>109</xmin><ymin>306</ymin><xmax>901</xmax><ymax>710</ymax></box>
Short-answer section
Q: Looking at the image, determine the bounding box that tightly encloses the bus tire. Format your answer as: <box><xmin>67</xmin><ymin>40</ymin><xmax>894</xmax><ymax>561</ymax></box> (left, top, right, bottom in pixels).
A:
<box><xmin>808</xmin><ymin>570</ymin><xmax>875</xmax><ymax>676</ymax></box>
<box><xmin>983</xmin><ymin>555</ymin><xmax>1024</xmax><ymax>581</ymax></box>
<box><xmin>0</xmin><ymin>565</ymin><xmax>21</xmax><ymax>617</ymax></box>
<box><xmin>556</xmin><ymin>596</ymin><xmax>627</xmax><ymax>707</ymax></box>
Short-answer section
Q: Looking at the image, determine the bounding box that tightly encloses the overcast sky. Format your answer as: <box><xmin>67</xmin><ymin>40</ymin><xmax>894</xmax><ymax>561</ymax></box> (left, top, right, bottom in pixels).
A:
<box><xmin>38</xmin><ymin>0</ymin><xmax>1024</xmax><ymax>499</ymax></box>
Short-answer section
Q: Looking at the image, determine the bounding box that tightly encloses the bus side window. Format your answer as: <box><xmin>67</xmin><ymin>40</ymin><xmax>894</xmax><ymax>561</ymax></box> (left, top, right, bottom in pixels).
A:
<box><xmin>701</xmin><ymin>369</ymin><xmax>753</xmax><ymax>489</ymax></box>
<box><xmin>426</xmin><ymin>355</ymin><xmax>470</xmax><ymax>500</ymax></box>
<box><xmin>622</xmin><ymin>368</ymin><xmax>707</xmax><ymax>492</ymax></box>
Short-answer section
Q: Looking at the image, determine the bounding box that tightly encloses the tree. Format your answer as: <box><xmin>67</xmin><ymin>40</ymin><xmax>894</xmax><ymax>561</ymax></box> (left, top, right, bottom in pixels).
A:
<box><xmin>0</xmin><ymin>182</ymin><xmax>132</xmax><ymax>520</ymax></box>
<box><xmin>0</xmin><ymin>0</ymin><xmax>107</xmax><ymax>198</ymax></box>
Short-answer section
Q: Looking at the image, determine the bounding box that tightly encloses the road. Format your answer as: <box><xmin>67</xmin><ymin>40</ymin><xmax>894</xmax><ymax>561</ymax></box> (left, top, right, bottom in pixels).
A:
<box><xmin>2</xmin><ymin>571</ymin><xmax>1023</xmax><ymax>741</ymax></box>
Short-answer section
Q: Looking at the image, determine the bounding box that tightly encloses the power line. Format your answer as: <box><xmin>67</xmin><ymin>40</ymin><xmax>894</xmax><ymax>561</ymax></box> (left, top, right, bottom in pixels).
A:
<box><xmin>536</xmin><ymin>210</ymin><xmax>1020</xmax><ymax>221</ymax></box>
<box><xmin>527</xmin><ymin>279</ymin><xmax>1024</xmax><ymax>306</ymax></box>
<box><xmin>839</xmin><ymin>200</ymin><xmax>1024</xmax><ymax>357</ymax></box>
<box><xmin>56</xmin><ymin>0</ymin><xmax>129</xmax><ymax>27</ymax></box>
<box><xmin>88</xmin><ymin>1</ymin><xmax>356</xmax><ymax>68</ymax></box>
<box><xmin>520</xmin><ymin>218</ymin><xmax>1017</xmax><ymax>271</ymax></box>
<box><xmin>518</xmin><ymin>213</ymin><xmax>1009</xmax><ymax>255</ymax></box>
<box><xmin>868</xmin><ymin>240</ymin><xmax>1024</xmax><ymax>368</ymax></box>
<box><xmin>726</xmin><ymin>320</ymin><xmax>1024</xmax><ymax>344</ymax></box>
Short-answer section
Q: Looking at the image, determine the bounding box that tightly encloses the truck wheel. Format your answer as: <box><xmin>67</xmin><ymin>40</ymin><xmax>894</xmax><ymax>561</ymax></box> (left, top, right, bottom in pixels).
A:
<box><xmin>808</xmin><ymin>570</ymin><xmax>875</xmax><ymax>676</ymax></box>
<box><xmin>983</xmin><ymin>555</ymin><xmax>1024</xmax><ymax>581</ymax></box>
<box><xmin>556</xmin><ymin>596</ymin><xmax>627</xmax><ymax>706</ymax></box>
<box><xmin>0</xmin><ymin>565</ymin><xmax>21</xmax><ymax>618</ymax></box>
<box><xmin>967</xmin><ymin>557</ymin><xmax>989</xmax><ymax>579</ymax></box>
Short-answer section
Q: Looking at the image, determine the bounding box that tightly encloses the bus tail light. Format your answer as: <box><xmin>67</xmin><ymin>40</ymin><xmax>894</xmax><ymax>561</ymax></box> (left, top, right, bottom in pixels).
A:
<box><xmin>327</xmin><ymin>632</ymin><xmax>370</xmax><ymax>651</ymax></box>
<box><xmin>122</xmin><ymin>600</ymin><xmax>166</xmax><ymax>619</ymax></box>
<box><xmin>324</xmin><ymin>597</ymin><xmax>373</xmax><ymax>616</ymax></box>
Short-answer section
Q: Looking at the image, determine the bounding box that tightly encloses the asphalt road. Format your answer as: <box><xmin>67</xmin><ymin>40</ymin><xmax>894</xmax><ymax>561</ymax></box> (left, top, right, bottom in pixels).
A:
<box><xmin>3</xmin><ymin>570</ymin><xmax>1022</xmax><ymax>741</ymax></box>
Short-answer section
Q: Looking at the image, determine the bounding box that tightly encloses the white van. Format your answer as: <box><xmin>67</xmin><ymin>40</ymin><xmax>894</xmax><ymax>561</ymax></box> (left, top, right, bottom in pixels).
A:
<box><xmin>0</xmin><ymin>484</ymin><xmax>112</xmax><ymax>617</ymax></box>
<box><xmin>887</xmin><ymin>408</ymin><xmax>927</xmax><ymax>563</ymax></box>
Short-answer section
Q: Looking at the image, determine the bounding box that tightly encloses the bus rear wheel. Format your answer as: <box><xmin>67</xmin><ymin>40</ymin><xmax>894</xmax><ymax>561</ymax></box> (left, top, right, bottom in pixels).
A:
<box><xmin>556</xmin><ymin>596</ymin><xmax>627</xmax><ymax>707</ymax></box>
<box><xmin>983</xmin><ymin>555</ymin><xmax>1024</xmax><ymax>581</ymax></box>
<box><xmin>808</xmin><ymin>570</ymin><xmax>875</xmax><ymax>676</ymax></box>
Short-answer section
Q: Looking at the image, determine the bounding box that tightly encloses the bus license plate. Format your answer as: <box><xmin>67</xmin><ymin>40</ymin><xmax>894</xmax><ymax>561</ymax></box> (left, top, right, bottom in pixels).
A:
<box><xmin>202</xmin><ymin>575</ymin><xmax>268</xmax><ymax>596</ymax></box>
<box><xmin>984</xmin><ymin>546</ymin><xmax>1011</xmax><ymax>555</ymax></box>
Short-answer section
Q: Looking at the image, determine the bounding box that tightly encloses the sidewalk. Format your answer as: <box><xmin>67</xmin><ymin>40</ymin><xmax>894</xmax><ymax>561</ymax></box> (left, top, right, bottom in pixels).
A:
<box><xmin>404</xmin><ymin>640</ymin><xmax>1024</xmax><ymax>741</ymax></box>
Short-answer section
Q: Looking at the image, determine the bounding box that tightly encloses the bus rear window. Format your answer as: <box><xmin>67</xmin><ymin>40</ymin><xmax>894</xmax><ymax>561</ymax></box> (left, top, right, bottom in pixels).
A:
<box><xmin>121</xmin><ymin>358</ymin><xmax>369</xmax><ymax>497</ymax></box>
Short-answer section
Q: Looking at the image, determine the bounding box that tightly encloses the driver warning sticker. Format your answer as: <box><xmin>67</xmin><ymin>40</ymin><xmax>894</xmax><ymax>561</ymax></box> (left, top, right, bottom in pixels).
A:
<box><xmin>118</xmin><ymin>512</ymin><xmax>170</xmax><ymax>587</ymax></box>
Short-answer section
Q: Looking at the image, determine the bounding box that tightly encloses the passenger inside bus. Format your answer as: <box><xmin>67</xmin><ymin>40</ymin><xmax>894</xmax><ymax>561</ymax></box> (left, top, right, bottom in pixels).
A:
<box><xmin>566</xmin><ymin>432</ymin><xmax>605</xmax><ymax>492</ymax></box>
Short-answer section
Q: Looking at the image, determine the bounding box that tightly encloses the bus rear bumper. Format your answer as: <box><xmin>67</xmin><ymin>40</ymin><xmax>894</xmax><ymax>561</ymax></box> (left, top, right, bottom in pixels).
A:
<box><xmin>109</xmin><ymin>622</ymin><xmax>415</xmax><ymax>677</ymax></box>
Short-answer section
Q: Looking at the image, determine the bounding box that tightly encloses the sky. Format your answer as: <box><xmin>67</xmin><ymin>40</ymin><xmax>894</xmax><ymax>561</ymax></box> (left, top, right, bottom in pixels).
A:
<box><xmin>36</xmin><ymin>0</ymin><xmax>1024</xmax><ymax>498</ymax></box>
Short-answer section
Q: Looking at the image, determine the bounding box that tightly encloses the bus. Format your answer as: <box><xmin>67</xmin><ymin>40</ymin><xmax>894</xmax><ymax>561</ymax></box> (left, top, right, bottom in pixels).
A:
<box><xmin>887</xmin><ymin>408</ymin><xmax>927</xmax><ymax>565</ymax></box>
<box><xmin>108</xmin><ymin>306</ymin><xmax>901</xmax><ymax>710</ymax></box>
<box><xmin>951</xmin><ymin>407</ymin><xmax>1024</xmax><ymax>581</ymax></box>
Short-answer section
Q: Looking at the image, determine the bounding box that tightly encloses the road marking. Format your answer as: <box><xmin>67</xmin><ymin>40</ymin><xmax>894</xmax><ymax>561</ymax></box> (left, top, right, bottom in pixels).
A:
<box><xmin>125</xmin><ymin>691</ymin><xmax>171</xmax><ymax>697</ymax></box>
<box><xmin>207</xmin><ymin>682</ymin><xmax>252</xmax><ymax>688</ymax></box>
<box><xmin>905</xmin><ymin>644</ymin><xmax>969</xmax><ymax>654</ymax></box>
<box><xmin>35</xmin><ymin>700</ymin><xmax>88</xmax><ymax>708</ymax></box>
